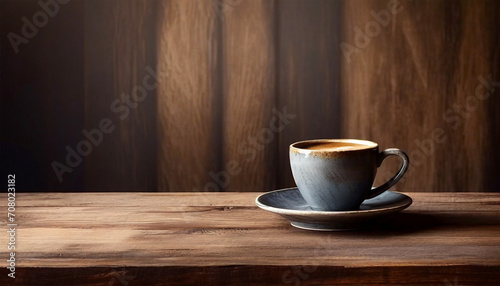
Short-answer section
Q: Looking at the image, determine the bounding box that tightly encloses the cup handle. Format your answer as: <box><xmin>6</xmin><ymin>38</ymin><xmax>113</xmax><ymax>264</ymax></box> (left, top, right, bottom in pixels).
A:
<box><xmin>366</xmin><ymin>148</ymin><xmax>409</xmax><ymax>199</ymax></box>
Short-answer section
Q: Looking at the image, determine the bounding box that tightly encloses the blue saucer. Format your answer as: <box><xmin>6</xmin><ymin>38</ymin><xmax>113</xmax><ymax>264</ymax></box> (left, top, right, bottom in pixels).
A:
<box><xmin>256</xmin><ymin>188</ymin><xmax>412</xmax><ymax>231</ymax></box>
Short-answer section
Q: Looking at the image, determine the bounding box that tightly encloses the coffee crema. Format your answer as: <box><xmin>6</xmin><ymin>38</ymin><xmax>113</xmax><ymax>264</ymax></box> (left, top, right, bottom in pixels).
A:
<box><xmin>302</xmin><ymin>141</ymin><xmax>372</xmax><ymax>151</ymax></box>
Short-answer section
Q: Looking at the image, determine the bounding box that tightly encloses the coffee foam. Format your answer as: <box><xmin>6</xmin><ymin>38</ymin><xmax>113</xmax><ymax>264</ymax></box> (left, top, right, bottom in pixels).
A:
<box><xmin>304</xmin><ymin>142</ymin><xmax>370</xmax><ymax>151</ymax></box>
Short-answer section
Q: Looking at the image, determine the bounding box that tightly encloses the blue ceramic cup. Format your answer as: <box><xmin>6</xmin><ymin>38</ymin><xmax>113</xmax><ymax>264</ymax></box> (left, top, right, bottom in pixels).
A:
<box><xmin>290</xmin><ymin>139</ymin><xmax>409</xmax><ymax>211</ymax></box>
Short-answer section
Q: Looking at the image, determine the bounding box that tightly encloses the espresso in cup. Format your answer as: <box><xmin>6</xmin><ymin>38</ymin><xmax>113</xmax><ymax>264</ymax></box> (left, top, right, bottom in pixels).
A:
<box><xmin>303</xmin><ymin>141</ymin><xmax>371</xmax><ymax>151</ymax></box>
<box><xmin>290</xmin><ymin>139</ymin><xmax>409</xmax><ymax>211</ymax></box>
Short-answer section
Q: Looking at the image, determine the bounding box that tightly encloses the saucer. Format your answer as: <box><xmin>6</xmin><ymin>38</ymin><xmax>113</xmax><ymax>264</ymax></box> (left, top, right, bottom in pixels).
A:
<box><xmin>255</xmin><ymin>188</ymin><xmax>412</xmax><ymax>231</ymax></box>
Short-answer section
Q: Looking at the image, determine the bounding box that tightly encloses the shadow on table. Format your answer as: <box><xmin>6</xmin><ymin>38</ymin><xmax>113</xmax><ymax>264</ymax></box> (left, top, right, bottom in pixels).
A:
<box><xmin>347</xmin><ymin>211</ymin><xmax>500</xmax><ymax>236</ymax></box>
<box><xmin>361</xmin><ymin>212</ymin><xmax>441</xmax><ymax>235</ymax></box>
<box><xmin>288</xmin><ymin>211</ymin><xmax>500</xmax><ymax>236</ymax></box>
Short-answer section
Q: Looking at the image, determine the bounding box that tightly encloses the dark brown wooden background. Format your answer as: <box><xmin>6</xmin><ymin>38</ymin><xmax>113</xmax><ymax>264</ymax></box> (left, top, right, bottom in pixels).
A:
<box><xmin>1</xmin><ymin>0</ymin><xmax>499</xmax><ymax>192</ymax></box>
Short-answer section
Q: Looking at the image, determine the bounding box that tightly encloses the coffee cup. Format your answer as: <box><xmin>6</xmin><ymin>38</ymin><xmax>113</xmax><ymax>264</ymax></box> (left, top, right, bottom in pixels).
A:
<box><xmin>290</xmin><ymin>139</ymin><xmax>409</xmax><ymax>211</ymax></box>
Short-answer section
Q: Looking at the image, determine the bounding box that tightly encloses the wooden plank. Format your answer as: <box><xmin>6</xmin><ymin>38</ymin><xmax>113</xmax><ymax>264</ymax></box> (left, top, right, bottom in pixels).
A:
<box><xmin>156</xmin><ymin>0</ymin><xmax>220</xmax><ymax>191</ymax></box>
<box><xmin>84</xmin><ymin>0</ymin><xmax>157</xmax><ymax>191</ymax></box>
<box><xmin>1</xmin><ymin>192</ymin><xmax>500</xmax><ymax>284</ymax></box>
<box><xmin>0</xmin><ymin>0</ymin><xmax>85</xmax><ymax>191</ymax></box>
<box><xmin>10</xmin><ymin>191</ymin><xmax>500</xmax><ymax>207</ymax></box>
<box><xmin>222</xmin><ymin>0</ymin><xmax>277</xmax><ymax>191</ymax></box>
<box><xmin>277</xmin><ymin>0</ymin><xmax>342</xmax><ymax>189</ymax></box>
<box><xmin>475</xmin><ymin>0</ymin><xmax>500</xmax><ymax>192</ymax></box>
<box><xmin>1</xmin><ymin>192</ymin><xmax>499</xmax><ymax>267</ymax></box>
<box><xmin>4</xmin><ymin>266</ymin><xmax>500</xmax><ymax>285</ymax></box>
<box><xmin>341</xmin><ymin>0</ymin><xmax>500</xmax><ymax>192</ymax></box>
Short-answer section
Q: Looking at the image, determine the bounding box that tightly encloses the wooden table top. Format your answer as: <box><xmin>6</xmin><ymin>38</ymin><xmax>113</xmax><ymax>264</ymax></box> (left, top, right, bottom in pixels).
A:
<box><xmin>1</xmin><ymin>192</ymin><xmax>500</xmax><ymax>285</ymax></box>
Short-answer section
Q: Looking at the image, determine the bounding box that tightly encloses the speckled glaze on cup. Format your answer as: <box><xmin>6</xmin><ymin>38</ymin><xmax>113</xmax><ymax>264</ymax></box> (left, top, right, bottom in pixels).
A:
<box><xmin>290</xmin><ymin>139</ymin><xmax>409</xmax><ymax>211</ymax></box>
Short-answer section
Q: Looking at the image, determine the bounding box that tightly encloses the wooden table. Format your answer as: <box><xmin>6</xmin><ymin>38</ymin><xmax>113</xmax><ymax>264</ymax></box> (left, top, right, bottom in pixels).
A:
<box><xmin>1</xmin><ymin>192</ymin><xmax>500</xmax><ymax>285</ymax></box>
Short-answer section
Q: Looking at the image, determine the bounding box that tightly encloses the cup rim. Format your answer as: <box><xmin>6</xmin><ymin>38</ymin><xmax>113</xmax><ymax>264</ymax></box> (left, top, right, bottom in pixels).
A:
<box><xmin>290</xmin><ymin>139</ymin><xmax>378</xmax><ymax>154</ymax></box>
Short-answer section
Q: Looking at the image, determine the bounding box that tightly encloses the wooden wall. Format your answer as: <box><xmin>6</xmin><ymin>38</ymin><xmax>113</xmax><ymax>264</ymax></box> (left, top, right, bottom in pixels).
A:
<box><xmin>156</xmin><ymin>0</ymin><xmax>221</xmax><ymax>192</ymax></box>
<box><xmin>1</xmin><ymin>0</ymin><xmax>499</xmax><ymax>192</ymax></box>
<box><xmin>156</xmin><ymin>0</ymin><xmax>341</xmax><ymax>192</ymax></box>
<box><xmin>342</xmin><ymin>0</ymin><xmax>500</xmax><ymax>192</ymax></box>
<box><xmin>0</xmin><ymin>0</ymin><xmax>85</xmax><ymax>191</ymax></box>
<box><xmin>84</xmin><ymin>0</ymin><xmax>158</xmax><ymax>191</ymax></box>
<box><xmin>278</xmin><ymin>0</ymin><xmax>341</xmax><ymax>189</ymax></box>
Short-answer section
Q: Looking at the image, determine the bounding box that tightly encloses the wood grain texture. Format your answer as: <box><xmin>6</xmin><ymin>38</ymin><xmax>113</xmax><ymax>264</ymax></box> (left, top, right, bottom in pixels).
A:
<box><xmin>1</xmin><ymin>192</ymin><xmax>500</xmax><ymax>284</ymax></box>
<box><xmin>157</xmin><ymin>0</ymin><xmax>220</xmax><ymax>192</ymax></box>
<box><xmin>341</xmin><ymin>0</ymin><xmax>500</xmax><ymax>192</ymax></box>
<box><xmin>476</xmin><ymin>0</ymin><xmax>500</xmax><ymax>192</ymax></box>
<box><xmin>222</xmin><ymin>0</ymin><xmax>277</xmax><ymax>191</ymax></box>
<box><xmin>278</xmin><ymin>0</ymin><xmax>342</xmax><ymax>188</ymax></box>
<box><xmin>84</xmin><ymin>0</ymin><xmax>157</xmax><ymax>191</ymax></box>
<box><xmin>0</xmin><ymin>0</ymin><xmax>85</xmax><ymax>191</ymax></box>
<box><xmin>3</xmin><ymin>0</ymin><xmax>500</xmax><ymax>193</ymax></box>
<box><xmin>4</xmin><ymin>266</ymin><xmax>500</xmax><ymax>285</ymax></box>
